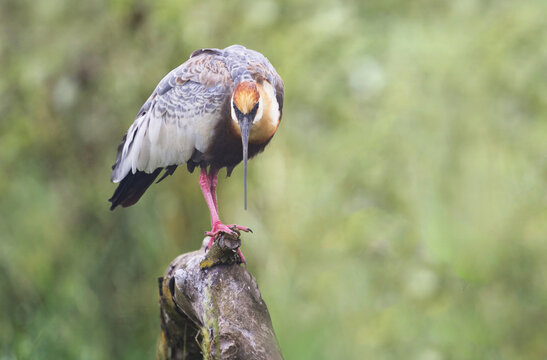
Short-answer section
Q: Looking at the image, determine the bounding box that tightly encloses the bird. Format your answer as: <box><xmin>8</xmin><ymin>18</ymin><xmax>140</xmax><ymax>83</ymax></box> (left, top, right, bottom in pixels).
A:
<box><xmin>108</xmin><ymin>45</ymin><xmax>284</xmax><ymax>262</ymax></box>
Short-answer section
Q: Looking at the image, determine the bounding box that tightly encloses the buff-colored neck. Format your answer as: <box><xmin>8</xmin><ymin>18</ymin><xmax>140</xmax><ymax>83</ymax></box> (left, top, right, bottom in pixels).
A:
<box><xmin>249</xmin><ymin>81</ymin><xmax>280</xmax><ymax>144</ymax></box>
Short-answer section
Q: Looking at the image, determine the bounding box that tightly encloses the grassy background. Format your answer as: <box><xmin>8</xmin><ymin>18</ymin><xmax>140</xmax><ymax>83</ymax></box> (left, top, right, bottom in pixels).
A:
<box><xmin>1</xmin><ymin>0</ymin><xmax>546</xmax><ymax>359</ymax></box>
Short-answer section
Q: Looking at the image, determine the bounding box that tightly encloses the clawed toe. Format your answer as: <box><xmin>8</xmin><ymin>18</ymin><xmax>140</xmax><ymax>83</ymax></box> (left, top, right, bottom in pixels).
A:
<box><xmin>237</xmin><ymin>248</ymin><xmax>247</xmax><ymax>265</ymax></box>
<box><xmin>228</xmin><ymin>224</ymin><xmax>252</xmax><ymax>233</ymax></box>
<box><xmin>205</xmin><ymin>222</ymin><xmax>235</xmax><ymax>237</ymax></box>
<box><xmin>204</xmin><ymin>222</ymin><xmax>252</xmax><ymax>250</ymax></box>
<box><xmin>203</xmin><ymin>224</ymin><xmax>249</xmax><ymax>265</ymax></box>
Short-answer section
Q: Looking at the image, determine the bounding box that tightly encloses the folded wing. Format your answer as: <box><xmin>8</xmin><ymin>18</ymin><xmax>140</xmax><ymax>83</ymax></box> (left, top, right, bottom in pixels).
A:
<box><xmin>109</xmin><ymin>50</ymin><xmax>232</xmax><ymax>210</ymax></box>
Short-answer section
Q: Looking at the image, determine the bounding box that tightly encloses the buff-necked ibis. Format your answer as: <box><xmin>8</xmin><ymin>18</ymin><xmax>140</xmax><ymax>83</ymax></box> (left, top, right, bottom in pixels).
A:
<box><xmin>109</xmin><ymin>45</ymin><xmax>284</xmax><ymax>262</ymax></box>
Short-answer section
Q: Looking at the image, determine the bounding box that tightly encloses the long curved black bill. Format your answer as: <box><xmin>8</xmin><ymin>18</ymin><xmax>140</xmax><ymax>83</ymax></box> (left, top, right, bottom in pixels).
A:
<box><xmin>239</xmin><ymin>116</ymin><xmax>252</xmax><ymax>210</ymax></box>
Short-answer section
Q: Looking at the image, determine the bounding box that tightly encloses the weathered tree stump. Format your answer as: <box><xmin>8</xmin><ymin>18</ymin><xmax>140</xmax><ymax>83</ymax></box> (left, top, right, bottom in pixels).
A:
<box><xmin>157</xmin><ymin>233</ymin><xmax>283</xmax><ymax>360</ymax></box>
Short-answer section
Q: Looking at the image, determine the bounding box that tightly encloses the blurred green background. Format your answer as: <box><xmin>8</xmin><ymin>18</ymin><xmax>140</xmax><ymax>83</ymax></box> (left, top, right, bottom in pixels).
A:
<box><xmin>1</xmin><ymin>0</ymin><xmax>546</xmax><ymax>359</ymax></box>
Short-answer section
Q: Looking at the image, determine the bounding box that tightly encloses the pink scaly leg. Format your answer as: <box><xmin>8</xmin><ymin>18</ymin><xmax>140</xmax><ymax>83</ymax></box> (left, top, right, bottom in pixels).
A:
<box><xmin>199</xmin><ymin>168</ymin><xmax>251</xmax><ymax>261</ymax></box>
<box><xmin>207</xmin><ymin>168</ymin><xmax>219</xmax><ymax>213</ymax></box>
<box><xmin>209</xmin><ymin>169</ymin><xmax>252</xmax><ymax>233</ymax></box>
<box><xmin>199</xmin><ymin>168</ymin><xmax>233</xmax><ymax>239</ymax></box>
<box><xmin>209</xmin><ymin>170</ymin><xmax>252</xmax><ymax>233</ymax></box>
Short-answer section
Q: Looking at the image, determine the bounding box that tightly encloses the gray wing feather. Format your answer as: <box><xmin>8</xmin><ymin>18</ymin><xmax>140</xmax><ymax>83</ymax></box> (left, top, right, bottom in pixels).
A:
<box><xmin>111</xmin><ymin>51</ymin><xmax>232</xmax><ymax>182</ymax></box>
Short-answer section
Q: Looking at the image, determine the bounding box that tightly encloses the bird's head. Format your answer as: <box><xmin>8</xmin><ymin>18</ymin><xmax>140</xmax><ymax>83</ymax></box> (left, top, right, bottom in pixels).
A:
<box><xmin>231</xmin><ymin>81</ymin><xmax>262</xmax><ymax>130</ymax></box>
<box><xmin>230</xmin><ymin>80</ymin><xmax>279</xmax><ymax>209</ymax></box>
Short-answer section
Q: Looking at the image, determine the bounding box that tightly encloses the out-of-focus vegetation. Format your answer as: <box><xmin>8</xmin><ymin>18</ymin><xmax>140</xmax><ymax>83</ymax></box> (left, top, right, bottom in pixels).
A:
<box><xmin>1</xmin><ymin>0</ymin><xmax>546</xmax><ymax>358</ymax></box>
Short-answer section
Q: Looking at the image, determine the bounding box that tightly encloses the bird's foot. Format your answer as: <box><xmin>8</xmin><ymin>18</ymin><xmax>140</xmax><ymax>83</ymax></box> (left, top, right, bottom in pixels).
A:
<box><xmin>227</xmin><ymin>224</ymin><xmax>253</xmax><ymax>234</ymax></box>
<box><xmin>205</xmin><ymin>221</ymin><xmax>236</xmax><ymax>241</ymax></box>
<box><xmin>204</xmin><ymin>222</ymin><xmax>251</xmax><ymax>264</ymax></box>
<box><xmin>205</xmin><ymin>222</ymin><xmax>252</xmax><ymax>244</ymax></box>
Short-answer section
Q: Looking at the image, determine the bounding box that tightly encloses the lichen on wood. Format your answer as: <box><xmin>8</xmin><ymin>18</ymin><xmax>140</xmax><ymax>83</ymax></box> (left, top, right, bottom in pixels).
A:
<box><xmin>158</xmin><ymin>233</ymin><xmax>283</xmax><ymax>360</ymax></box>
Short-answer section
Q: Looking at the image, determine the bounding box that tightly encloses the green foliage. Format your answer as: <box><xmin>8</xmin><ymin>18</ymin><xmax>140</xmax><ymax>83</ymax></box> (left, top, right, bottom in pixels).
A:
<box><xmin>1</xmin><ymin>0</ymin><xmax>546</xmax><ymax>358</ymax></box>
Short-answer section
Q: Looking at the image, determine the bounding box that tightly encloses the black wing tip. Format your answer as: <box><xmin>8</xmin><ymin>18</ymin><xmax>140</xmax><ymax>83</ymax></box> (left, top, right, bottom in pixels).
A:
<box><xmin>108</xmin><ymin>198</ymin><xmax>136</xmax><ymax>211</ymax></box>
<box><xmin>108</xmin><ymin>197</ymin><xmax>120</xmax><ymax>211</ymax></box>
<box><xmin>108</xmin><ymin>169</ymin><xmax>163</xmax><ymax>211</ymax></box>
<box><xmin>108</xmin><ymin>188</ymin><xmax>132</xmax><ymax>211</ymax></box>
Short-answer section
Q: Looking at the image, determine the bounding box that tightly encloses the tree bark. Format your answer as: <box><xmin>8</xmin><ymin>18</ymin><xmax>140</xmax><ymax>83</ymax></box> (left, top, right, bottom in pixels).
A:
<box><xmin>157</xmin><ymin>233</ymin><xmax>283</xmax><ymax>360</ymax></box>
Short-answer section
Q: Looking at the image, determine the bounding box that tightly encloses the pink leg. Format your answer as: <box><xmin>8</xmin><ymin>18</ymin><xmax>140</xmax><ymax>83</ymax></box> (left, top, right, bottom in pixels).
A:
<box><xmin>199</xmin><ymin>168</ymin><xmax>231</xmax><ymax>234</ymax></box>
<box><xmin>207</xmin><ymin>168</ymin><xmax>219</xmax><ymax>212</ymax></box>
<box><xmin>210</xmin><ymin>170</ymin><xmax>251</xmax><ymax>233</ymax></box>
<box><xmin>199</xmin><ymin>168</ymin><xmax>251</xmax><ymax>263</ymax></box>
<box><xmin>199</xmin><ymin>168</ymin><xmax>251</xmax><ymax>255</ymax></box>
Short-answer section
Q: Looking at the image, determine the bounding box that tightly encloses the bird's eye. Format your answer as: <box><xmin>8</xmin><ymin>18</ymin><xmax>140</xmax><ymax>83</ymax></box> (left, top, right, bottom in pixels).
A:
<box><xmin>232</xmin><ymin>102</ymin><xmax>243</xmax><ymax>117</ymax></box>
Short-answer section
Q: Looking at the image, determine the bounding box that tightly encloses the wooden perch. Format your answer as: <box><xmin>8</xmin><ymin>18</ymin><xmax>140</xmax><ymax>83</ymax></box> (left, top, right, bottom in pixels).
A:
<box><xmin>157</xmin><ymin>232</ymin><xmax>283</xmax><ymax>360</ymax></box>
